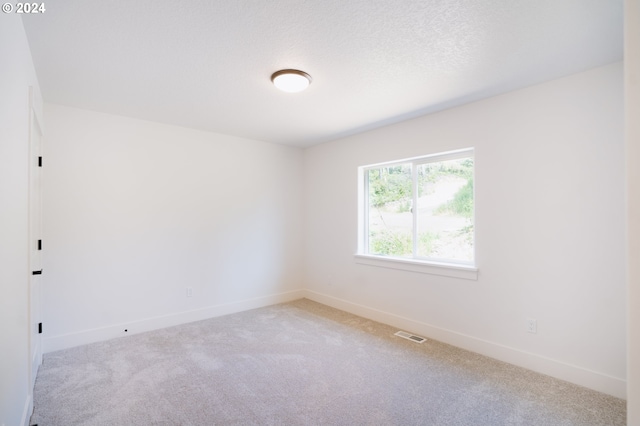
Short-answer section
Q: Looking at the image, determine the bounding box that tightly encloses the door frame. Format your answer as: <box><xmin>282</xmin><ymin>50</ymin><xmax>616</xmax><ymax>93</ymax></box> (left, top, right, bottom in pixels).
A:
<box><xmin>27</xmin><ymin>85</ymin><xmax>44</xmax><ymax>400</ymax></box>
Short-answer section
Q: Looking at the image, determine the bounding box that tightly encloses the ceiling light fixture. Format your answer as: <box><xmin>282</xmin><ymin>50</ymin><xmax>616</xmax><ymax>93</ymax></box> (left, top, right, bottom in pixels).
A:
<box><xmin>271</xmin><ymin>69</ymin><xmax>312</xmax><ymax>93</ymax></box>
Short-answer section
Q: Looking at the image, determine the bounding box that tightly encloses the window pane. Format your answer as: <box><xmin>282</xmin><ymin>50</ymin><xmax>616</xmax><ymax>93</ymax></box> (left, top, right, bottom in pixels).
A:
<box><xmin>416</xmin><ymin>158</ymin><xmax>473</xmax><ymax>262</ymax></box>
<box><xmin>367</xmin><ymin>164</ymin><xmax>413</xmax><ymax>258</ymax></box>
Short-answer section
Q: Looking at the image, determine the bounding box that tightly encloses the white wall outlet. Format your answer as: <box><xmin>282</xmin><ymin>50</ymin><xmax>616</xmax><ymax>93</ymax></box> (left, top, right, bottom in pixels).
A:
<box><xmin>186</xmin><ymin>287</ymin><xmax>193</xmax><ymax>297</ymax></box>
<box><xmin>526</xmin><ymin>318</ymin><xmax>537</xmax><ymax>334</ymax></box>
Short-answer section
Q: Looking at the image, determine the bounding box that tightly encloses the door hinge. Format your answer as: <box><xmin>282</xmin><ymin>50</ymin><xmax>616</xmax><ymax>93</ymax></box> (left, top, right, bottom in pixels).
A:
<box><xmin>38</xmin><ymin>323</ymin><xmax>42</xmax><ymax>334</ymax></box>
<box><xmin>32</xmin><ymin>269</ymin><xmax>42</xmax><ymax>275</ymax></box>
<box><xmin>38</xmin><ymin>156</ymin><xmax>42</xmax><ymax>167</ymax></box>
<box><xmin>38</xmin><ymin>239</ymin><xmax>42</xmax><ymax>250</ymax></box>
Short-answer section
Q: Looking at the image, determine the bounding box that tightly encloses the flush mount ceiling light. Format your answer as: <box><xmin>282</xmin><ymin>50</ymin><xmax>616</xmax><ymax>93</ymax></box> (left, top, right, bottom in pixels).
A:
<box><xmin>271</xmin><ymin>69</ymin><xmax>312</xmax><ymax>93</ymax></box>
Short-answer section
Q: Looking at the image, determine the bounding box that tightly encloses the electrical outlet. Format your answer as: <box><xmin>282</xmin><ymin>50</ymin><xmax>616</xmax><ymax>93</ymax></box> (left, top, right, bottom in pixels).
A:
<box><xmin>186</xmin><ymin>287</ymin><xmax>193</xmax><ymax>297</ymax></box>
<box><xmin>526</xmin><ymin>318</ymin><xmax>537</xmax><ymax>334</ymax></box>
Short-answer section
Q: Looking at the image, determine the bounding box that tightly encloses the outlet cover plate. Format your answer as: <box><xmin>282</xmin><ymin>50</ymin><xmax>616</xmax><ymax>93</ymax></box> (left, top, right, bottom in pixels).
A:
<box><xmin>526</xmin><ymin>318</ymin><xmax>537</xmax><ymax>334</ymax></box>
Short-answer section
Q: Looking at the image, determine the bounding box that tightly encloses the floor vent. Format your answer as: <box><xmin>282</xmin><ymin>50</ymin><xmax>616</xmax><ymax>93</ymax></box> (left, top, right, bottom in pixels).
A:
<box><xmin>394</xmin><ymin>331</ymin><xmax>427</xmax><ymax>343</ymax></box>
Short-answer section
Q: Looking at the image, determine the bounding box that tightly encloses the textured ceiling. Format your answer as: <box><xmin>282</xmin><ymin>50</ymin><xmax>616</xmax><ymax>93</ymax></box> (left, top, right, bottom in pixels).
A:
<box><xmin>22</xmin><ymin>0</ymin><xmax>623</xmax><ymax>147</ymax></box>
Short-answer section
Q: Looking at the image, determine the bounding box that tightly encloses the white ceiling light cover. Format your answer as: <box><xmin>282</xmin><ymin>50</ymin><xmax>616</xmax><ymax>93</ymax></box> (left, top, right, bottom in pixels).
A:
<box><xmin>271</xmin><ymin>69</ymin><xmax>312</xmax><ymax>93</ymax></box>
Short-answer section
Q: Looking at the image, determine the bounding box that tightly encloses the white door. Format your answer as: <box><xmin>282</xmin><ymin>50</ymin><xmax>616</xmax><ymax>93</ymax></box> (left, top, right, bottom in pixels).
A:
<box><xmin>28</xmin><ymin>86</ymin><xmax>44</xmax><ymax>392</ymax></box>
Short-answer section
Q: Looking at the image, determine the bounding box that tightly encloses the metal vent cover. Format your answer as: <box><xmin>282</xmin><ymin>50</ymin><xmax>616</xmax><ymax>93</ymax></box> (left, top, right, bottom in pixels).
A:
<box><xmin>394</xmin><ymin>331</ymin><xmax>426</xmax><ymax>343</ymax></box>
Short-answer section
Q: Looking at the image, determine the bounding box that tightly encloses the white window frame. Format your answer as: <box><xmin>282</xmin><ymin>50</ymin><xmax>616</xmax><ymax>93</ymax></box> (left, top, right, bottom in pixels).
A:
<box><xmin>355</xmin><ymin>148</ymin><xmax>478</xmax><ymax>280</ymax></box>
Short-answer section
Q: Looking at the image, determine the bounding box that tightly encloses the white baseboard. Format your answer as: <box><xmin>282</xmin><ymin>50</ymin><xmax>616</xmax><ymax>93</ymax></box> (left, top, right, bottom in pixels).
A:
<box><xmin>41</xmin><ymin>287</ymin><xmax>626</xmax><ymax>399</ymax></box>
<box><xmin>302</xmin><ymin>289</ymin><xmax>627</xmax><ymax>399</ymax></box>
<box><xmin>43</xmin><ymin>289</ymin><xmax>305</xmax><ymax>354</ymax></box>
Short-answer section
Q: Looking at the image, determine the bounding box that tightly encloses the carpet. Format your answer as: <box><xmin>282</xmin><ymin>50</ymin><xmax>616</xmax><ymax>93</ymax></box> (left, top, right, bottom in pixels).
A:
<box><xmin>30</xmin><ymin>299</ymin><xmax>626</xmax><ymax>425</ymax></box>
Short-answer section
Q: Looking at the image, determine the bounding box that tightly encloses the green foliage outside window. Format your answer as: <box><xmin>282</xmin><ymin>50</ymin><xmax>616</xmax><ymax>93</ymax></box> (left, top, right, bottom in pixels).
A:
<box><xmin>369</xmin><ymin>229</ymin><xmax>438</xmax><ymax>257</ymax></box>
<box><xmin>435</xmin><ymin>178</ymin><xmax>473</xmax><ymax>218</ymax></box>
<box><xmin>368</xmin><ymin>166</ymin><xmax>412</xmax><ymax>208</ymax></box>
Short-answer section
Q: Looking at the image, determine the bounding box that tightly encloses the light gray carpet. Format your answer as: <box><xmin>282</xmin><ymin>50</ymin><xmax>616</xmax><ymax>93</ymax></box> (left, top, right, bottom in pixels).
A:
<box><xmin>30</xmin><ymin>299</ymin><xmax>625</xmax><ymax>425</ymax></box>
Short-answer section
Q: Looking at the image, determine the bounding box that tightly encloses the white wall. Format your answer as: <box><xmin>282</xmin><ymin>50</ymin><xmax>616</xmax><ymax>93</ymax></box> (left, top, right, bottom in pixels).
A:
<box><xmin>42</xmin><ymin>104</ymin><xmax>304</xmax><ymax>351</ymax></box>
<box><xmin>0</xmin><ymin>15</ymin><xmax>42</xmax><ymax>426</ymax></box>
<box><xmin>303</xmin><ymin>62</ymin><xmax>626</xmax><ymax>398</ymax></box>
<box><xmin>626</xmin><ymin>0</ymin><xmax>640</xmax><ymax>421</ymax></box>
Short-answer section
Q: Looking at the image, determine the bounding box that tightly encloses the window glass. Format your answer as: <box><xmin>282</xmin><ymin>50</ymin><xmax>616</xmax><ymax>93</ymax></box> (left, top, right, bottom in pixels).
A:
<box><xmin>361</xmin><ymin>149</ymin><xmax>474</xmax><ymax>266</ymax></box>
<box><xmin>367</xmin><ymin>164</ymin><xmax>413</xmax><ymax>258</ymax></box>
<box><xmin>416</xmin><ymin>158</ymin><xmax>473</xmax><ymax>262</ymax></box>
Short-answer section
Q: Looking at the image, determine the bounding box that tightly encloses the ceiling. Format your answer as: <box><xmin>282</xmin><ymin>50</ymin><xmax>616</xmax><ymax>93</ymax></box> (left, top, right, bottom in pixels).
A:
<box><xmin>22</xmin><ymin>0</ymin><xmax>623</xmax><ymax>147</ymax></box>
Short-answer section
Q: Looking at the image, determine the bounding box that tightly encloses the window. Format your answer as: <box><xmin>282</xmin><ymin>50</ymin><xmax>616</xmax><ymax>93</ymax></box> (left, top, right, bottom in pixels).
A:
<box><xmin>357</xmin><ymin>148</ymin><xmax>475</xmax><ymax>275</ymax></box>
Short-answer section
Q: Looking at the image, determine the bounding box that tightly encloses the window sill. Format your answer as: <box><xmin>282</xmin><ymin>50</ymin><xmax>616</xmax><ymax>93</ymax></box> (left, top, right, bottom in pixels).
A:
<box><xmin>354</xmin><ymin>254</ymin><xmax>478</xmax><ymax>280</ymax></box>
